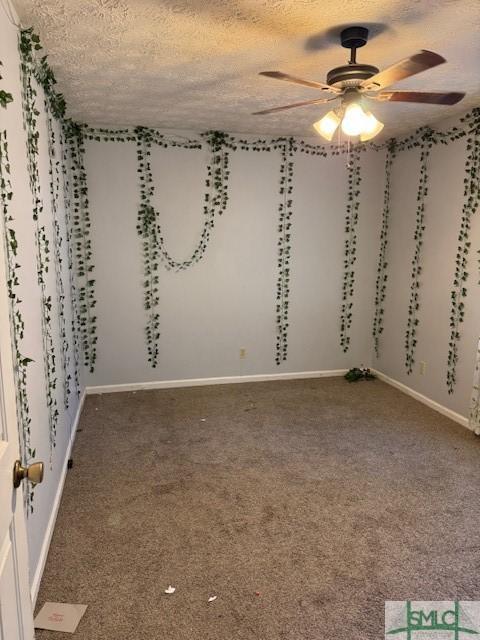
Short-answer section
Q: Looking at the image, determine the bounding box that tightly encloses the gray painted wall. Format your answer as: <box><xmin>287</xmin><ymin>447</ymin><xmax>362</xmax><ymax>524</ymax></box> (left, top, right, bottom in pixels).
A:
<box><xmin>373</xmin><ymin>129</ymin><xmax>480</xmax><ymax>417</ymax></box>
<box><xmin>84</xmin><ymin>139</ymin><xmax>383</xmax><ymax>386</ymax></box>
<box><xmin>2</xmin><ymin>12</ymin><xmax>83</xmax><ymax>586</ymax></box>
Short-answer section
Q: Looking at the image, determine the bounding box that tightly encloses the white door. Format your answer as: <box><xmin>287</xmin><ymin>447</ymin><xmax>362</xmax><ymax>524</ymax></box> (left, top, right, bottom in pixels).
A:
<box><xmin>0</xmin><ymin>203</ymin><xmax>35</xmax><ymax>638</ymax></box>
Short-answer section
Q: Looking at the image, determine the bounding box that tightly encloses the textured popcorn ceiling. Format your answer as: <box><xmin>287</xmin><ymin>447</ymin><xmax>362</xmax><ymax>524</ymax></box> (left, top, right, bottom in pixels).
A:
<box><xmin>11</xmin><ymin>0</ymin><xmax>480</xmax><ymax>137</ymax></box>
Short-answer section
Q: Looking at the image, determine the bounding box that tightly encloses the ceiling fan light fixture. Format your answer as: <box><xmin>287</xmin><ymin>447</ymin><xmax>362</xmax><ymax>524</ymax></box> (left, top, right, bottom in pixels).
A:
<box><xmin>313</xmin><ymin>100</ymin><xmax>384</xmax><ymax>142</ymax></box>
<box><xmin>313</xmin><ymin>110</ymin><xmax>341</xmax><ymax>141</ymax></box>
<box><xmin>359</xmin><ymin>111</ymin><xmax>384</xmax><ymax>141</ymax></box>
<box><xmin>257</xmin><ymin>29</ymin><xmax>465</xmax><ymax>137</ymax></box>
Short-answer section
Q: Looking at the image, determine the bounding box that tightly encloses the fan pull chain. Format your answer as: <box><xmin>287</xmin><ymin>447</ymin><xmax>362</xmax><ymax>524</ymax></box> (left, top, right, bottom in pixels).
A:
<box><xmin>336</xmin><ymin>120</ymin><xmax>342</xmax><ymax>156</ymax></box>
<box><xmin>346</xmin><ymin>137</ymin><xmax>352</xmax><ymax>169</ymax></box>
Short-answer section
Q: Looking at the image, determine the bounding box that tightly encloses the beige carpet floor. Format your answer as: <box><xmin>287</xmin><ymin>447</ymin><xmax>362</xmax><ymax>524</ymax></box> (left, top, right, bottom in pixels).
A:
<box><xmin>35</xmin><ymin>378</ymin><xmax>480</xmax><ymax>639</ymax></box>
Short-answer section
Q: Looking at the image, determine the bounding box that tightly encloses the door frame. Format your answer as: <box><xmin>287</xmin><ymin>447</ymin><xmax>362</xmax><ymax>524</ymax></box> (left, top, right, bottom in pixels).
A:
<box><xmin>0</xmin><ymin>163</ymin><xmax>35</xmax><ymax>638</ymax></box>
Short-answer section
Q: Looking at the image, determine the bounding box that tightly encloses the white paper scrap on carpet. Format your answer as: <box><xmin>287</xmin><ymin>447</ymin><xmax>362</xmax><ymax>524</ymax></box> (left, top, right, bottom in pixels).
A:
<box><xmin>34</xmin><ymin>602</ymin><xmax>87</xmax><ymax>633</ymax></box>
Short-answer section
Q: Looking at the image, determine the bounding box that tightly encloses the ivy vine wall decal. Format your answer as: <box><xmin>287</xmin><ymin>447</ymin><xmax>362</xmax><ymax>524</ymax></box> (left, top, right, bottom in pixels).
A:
<box><xmin>234</xmin><ymin>135</ymin><xmax>297</xmax><ymax>365</ymax></box>
<box><xmin>135</xmin><ymin>127</ymin><xmax>219</xmax><ymax>367</ymax></box>
<box><xmin>447</xmin><ymin>109</ymin><xmax>480</xmax><ymax>393</ymax></box>
<box><xmin>0</xmin><ymin>60</ymin><xmax>13</xmax><ymax>108</ymax></box>
<box><xmin>340</xmin><ymin>146</ymin><xmax>362</xmax><ymax>353</ymax></box>
<box><xmin>19</xmin><ymin>28</ymin><xmax>59</xmax><ymax>457</ymax></box>
<box><xmin>79</xmin><ymin>115</ymin><xmax>479</xmax><ymax>375</ymax></box>
<box><xmin>274</xmin><ymin>138</ymin><xmax>295</xmax><ymax>365</ymax></box>
<box><xmin>1</xmin><ymin>124</ymin><xmax>36</xmax><ymax>513</ymax></box>
<box><xmin>45</xmin><ymin>99</ymin><xmax>71</xmax><ymax>409</ymax></box>
<box><xmin>372</xmin><ymin>141</ymin><xmax>396</xmax><ymax>358</ymax></box>
<box><xmin>60</xmin><ymin>126</ymin><xmax>81</xmax><ymax>398</ymax></box>
<box><xmin>13</xmin><ymin>28</ymin><xmax>85</xmax><ymax>503</ymax></box>
<box><xmin>404</xmin><ymin>131</ymin><xmax>432</xmax><ymax>374</ymax></box>
<box><xmin>134</xmin><ymin>127</ymin><xmax>233</xmax><ymax>366</ymax></box>
<box><xmin>64</xmin><ymin>122</ymin><xmax>97</xmax><ymax>374</ymax></box>
<box><xmin>136</xmin><ymin>128</ymin><xmax>161</xmax><ymax>368</ymax></box>
<box><xmin>1</xmin><ymin>59</ymin><xmax>36</xmax><ymax>512</ymax></box>
<box><xmin>392</xmin><ymin>118</ymin><xmax>474</xmax><ymax>380</ymax></box>
<box><xmin>137</xmin><ymin>130</ymin><xmax>160</xmax><ymax>368</ymax></box>
<box><xmin>34</xmin><ymin>31</ymin><xmax>82</xmax><ymax>397</ymax></box>
<box><xmin>84</xmin><ymin>127</ymin><xmax>303</xmax><ymax>367</ymax></box>
<box><xmin>370</xmin><ymin>118</ymin><xmax>472</xmax><ymax>382</ymax></box>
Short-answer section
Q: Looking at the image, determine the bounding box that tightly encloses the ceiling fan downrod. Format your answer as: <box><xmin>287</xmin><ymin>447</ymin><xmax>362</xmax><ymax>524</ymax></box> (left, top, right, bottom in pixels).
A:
<box><xmin>327</xmin><ymin>26</ymin><xmax>379</xmax><ymax>87</ymax></box>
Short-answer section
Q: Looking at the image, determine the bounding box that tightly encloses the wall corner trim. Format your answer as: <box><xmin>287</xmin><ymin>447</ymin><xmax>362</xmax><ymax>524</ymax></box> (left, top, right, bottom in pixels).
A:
<box><xmin>85</xmin><ymin>369</ymin><xmax>349</xmax><ymax>395</ymax></box>
<box><xmin>30</xmin><ymin>390</ymin><xmax>86</xmax><ymax>606</ymax></box>
<box><xmin>372</xmin><ymin>369</ymin><xmax>469</xmax><ymax>429</ymax></box>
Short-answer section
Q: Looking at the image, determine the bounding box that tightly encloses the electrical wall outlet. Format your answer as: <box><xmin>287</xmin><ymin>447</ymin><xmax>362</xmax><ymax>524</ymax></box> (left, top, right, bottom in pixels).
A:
<box><xmin>420</xmin><ymin>361</ymin><xmax>427</xmax><ymax>375</ymax></box>
<box><xmin>239</xmin><ymin>348</ymin><xmax>246</xmax><ymax>359</ymax></box>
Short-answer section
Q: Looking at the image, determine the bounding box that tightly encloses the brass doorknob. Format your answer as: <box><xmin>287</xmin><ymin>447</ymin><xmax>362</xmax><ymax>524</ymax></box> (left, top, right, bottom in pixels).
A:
<box><xmin>13</xmin><ymin>460</ymin><xmax>44</xmax><ymax>489</ymax></box>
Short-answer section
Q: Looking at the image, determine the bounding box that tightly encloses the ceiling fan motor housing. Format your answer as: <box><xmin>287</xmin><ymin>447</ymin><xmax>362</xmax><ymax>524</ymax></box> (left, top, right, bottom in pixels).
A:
<box><xmin>327</xmin><ymin>63</ymin><xmax>379</xmax><ymax>88</ymax></box>
<box><xmin>327</xmin><ymin>27</ymin><xmax>379</xmax><ymax>88</ymax></box>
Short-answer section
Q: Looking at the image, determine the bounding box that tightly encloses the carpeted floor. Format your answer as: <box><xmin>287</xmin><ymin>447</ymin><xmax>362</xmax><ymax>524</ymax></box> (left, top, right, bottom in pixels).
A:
<box><xmin>35</xmin><ymin>378</ymin><xmax>480</xmax><ymax>639</ymax></box>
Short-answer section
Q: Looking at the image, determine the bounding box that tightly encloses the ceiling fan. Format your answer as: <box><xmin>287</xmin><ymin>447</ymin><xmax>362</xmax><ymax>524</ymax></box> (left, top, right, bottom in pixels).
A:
<box><xmin>253</xmin><ymin>26</ymin><xmax>465</xmax><ymax>142</ymax></box>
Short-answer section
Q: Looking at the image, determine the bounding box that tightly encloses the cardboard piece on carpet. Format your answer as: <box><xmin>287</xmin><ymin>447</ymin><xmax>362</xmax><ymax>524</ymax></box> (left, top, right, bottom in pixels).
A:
<box><xmin>34</xmin><ymin>602</ymin><xmax>87</xmax><ymax>633</ymax></box>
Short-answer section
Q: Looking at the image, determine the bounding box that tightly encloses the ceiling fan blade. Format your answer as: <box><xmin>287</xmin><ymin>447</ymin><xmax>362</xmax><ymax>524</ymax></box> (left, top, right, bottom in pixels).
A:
<box><xmin>375</xmin><ymin>90</ymin><xmax>465</xmax><ymax>105</ymax></box>
<box><xmin>361</xmin><ymin>50</ymin><xmax>446</xmax><ymax>91</ymax></box>
<box><xmin>259</xmin><ymin>71</ymin><xmax>340</xmax><ymax>94</ymax></box>
<box><xmin>252</xmin><ymin>97</ymin><xmax>337</xmax><ymax>115</ymax></box>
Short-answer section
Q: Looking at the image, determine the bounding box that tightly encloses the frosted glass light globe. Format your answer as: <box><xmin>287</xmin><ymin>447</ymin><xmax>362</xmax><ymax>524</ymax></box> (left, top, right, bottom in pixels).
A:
<box><xmin>313</xmin><ymin>111</ymin><xmax>341</xmax><ymax>141</ymax></box>
<box><xmin>341</xmin><ymin>103</ymin><xmax>368</xmax><ymax>136</ymax></box>
<box><xmin>360</xmin><ymin>112</ymin><xmax>384</xmax><ymax>141</ymax></box>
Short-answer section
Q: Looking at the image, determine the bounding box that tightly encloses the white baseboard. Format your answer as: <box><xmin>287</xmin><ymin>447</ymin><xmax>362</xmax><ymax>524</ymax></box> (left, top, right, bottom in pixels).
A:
<box><xmin>372</xmin><ymin>369</ymin><xmax>469</xmax><ymax>429</ymax></box>
<box><xmin>86</xmin><ymin>369</ymin><xmax>349</xmax><ymax>395</ymax></box>
<box><xmin>31</xmin><ymin>389</ymin><xmax>86</xmax><ymax>605</ymax></box>
<box><xmin>85</xmin><ymin>369</ymin><xmax>469</xmax><ymax>432</ymax></box>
